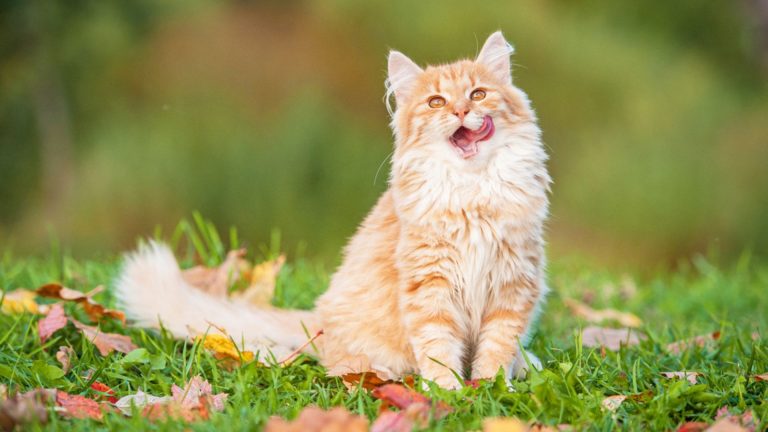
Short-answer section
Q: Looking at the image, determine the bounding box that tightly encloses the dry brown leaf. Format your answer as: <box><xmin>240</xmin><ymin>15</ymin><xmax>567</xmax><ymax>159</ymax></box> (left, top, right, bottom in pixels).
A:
<box><xmin>371</xmin><ymin>383</ymin><xmax>452</xmax><ymax>426</ymax></box>
<box><xmin>38</xmin><ymin>303</ymin><xmax>67</xmax><ymax>344</ymax></box>
<box><xmin>601</xmin><ymin>395</ymin><xmax>627</xmax><ymax>411</ymax></box>
<box><xmin>661</xmin><ymin>371</ymin><xmax>701</xmax><ymax>385</ymax></box>
<box><xmin>36</xmin><ymin>283</ymin><xmax>125</xmax><ymax>324</ymax></box>
<box><xmin>55</xmin><ymin>390</ymin><xmax>103</xmax><ymax>421</ymax></box>
<box><xmin>71</xmin><ymin>319</ymin><xmax>137</xmax><ymax>356</ymax></box>
<box><xmin>0</xmin><ymin>289</ymin><xmax>40</xmax><ymax>314</ymax></box>
<box><xmin>326</xmin><ymin>353</ymin><xmax>397</xmax><ymax>390</ymax></box>
<box><xmin>581</xmin><ymin>326</ymin><xmax>644</xmax><ymax>350</ymax></box>
<box><xmin>142</xmin><ymin>398</ymin><xmax>210</xmax><ymax>423</ymax></box>
<box><xmin>0</xmin><ymin>388</ymin><xmax>55</xmax><ymax>430</ymax></box>
<box><xmin>265</xmin><ymin>406</ymin><xmax>369</xmax><ymax>432</ymax></box>
<box><xmin>182</xmin><ymin>249</ymin><xmax>250</xmax><ymax>297</ymax></box>
<box><xmin>232</xmin><ymin>255</ymin><xmax>285</xmax><ymax>306</ymax></box>
<box><xmin>55</xmin><ymin>346</ymin><xmax>75</xmax><ymax>374</ymax></box>
<box><xmin>666</xmin><ymin>331</ymin><xmax>721</xmax><ymax>354</ymax></box>
<box><xmin>752</xmin><ymin>373</ymin><xmax>768</xmax><ymax>382</ymax></box>
<box><xmin>564</xmin><ymin>299</ymin><xmax>642</xmax><ymax>328</ymax></box>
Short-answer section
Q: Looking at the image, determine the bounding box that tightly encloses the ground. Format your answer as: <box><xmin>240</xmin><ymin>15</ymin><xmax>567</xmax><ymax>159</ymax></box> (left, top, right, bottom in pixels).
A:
<box><xmin>0</xmin><ymin>225</ymin><xmax>766</xmax><ymax>431</ymax></box>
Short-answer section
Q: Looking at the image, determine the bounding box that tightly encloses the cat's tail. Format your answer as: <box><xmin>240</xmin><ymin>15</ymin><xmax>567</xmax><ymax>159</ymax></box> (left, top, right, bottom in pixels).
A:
<box><xmin>114</xmin><ymin>242</ymin><xmax>320</xmax><ymax>360</ymax></box>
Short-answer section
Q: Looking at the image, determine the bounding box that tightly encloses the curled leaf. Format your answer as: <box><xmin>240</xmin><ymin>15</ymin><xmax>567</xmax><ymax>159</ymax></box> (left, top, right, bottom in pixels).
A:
<box><xmin>55</xmin><ymin>346</ymin><xmax>75</xmax><ymax>374</ymax></box>
<box><xmin>182</xmin><ymin>249</ymin><xmax>249</xmax><ymax>297</ymax></box>
<box><xmin>326</xmin><ymin>354</ymin><xmax>396</xmax><ymax>390</ymax></box>
<box><xmin>113</xmin><ymin>390</ymin><xmax>171</xmax><ymax>416</ymax></box>
<box><xmin>36</xmin><ymin>283</ymin><xmax>125</xmax><ymax>324</ymax></box>
<box><xmin>90</xmin><ymin>382</ymin><xmax>118</xmax><ymax>404</ymax></box>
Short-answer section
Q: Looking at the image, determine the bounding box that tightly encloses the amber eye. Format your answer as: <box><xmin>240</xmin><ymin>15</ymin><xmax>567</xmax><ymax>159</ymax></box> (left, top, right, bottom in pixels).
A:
<box><xmin>470</xmin><ymin>89</ymin><xmax>486</xmax><ymax>101</ymax></box>
<box><xmin>428</xmin><ymin>96</ymin><xmax>446</xmax><ymax>108</ymax></box>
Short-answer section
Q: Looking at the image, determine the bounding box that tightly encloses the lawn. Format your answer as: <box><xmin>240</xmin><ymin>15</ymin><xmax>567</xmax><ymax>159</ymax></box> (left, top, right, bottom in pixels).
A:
<box><xmin>0</xmin><ymin>221</ymin><xmax>766</xmax><ymax>431</ymax></box>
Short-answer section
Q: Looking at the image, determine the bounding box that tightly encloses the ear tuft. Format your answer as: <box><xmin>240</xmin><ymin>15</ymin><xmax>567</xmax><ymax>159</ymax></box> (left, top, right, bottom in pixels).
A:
<box><xmin>476</xmin><ymin>31</ymin><xmax>514</xmax><ymax>83</ymax></box>
<box><xmin>386</xmin><ymin>50</ymin><xmax>423</xmax><ymax>111</ymax></box>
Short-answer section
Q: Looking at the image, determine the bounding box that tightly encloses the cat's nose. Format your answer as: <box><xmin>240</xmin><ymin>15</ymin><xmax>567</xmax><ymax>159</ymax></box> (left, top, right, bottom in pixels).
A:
<box><xmin>453</xmin><ymin>107</ymin><xmax>470</xmax><ymax>122</ymax></box>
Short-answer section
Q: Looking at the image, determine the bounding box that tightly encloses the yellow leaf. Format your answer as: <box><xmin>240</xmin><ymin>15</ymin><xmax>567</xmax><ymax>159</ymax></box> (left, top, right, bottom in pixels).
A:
<box><xmin>232</xmin><ymin>255</ymin><xmax>285</xmax><ymax>307</ymax></box>
<box><xmin>199</xmin><ymin>334</ymin><xmax>254</xmax><ymax>363</ymax></box>
<box><xmin>1</xmin><ymin>289</ymin><xmax>39</xmax><ymax>314</ymax></box>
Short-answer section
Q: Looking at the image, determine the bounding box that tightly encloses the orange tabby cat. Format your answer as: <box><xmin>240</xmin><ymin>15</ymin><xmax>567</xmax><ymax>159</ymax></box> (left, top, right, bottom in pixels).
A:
<box><xmin>116</xmin><ymin>31</ymin><xmax>550</xmax><ymax>389</ymax></box>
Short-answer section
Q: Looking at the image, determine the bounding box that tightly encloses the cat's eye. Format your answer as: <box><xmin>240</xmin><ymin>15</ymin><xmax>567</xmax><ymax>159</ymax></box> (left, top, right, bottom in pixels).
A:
<box><xmin>470</xmin><ymin>89</ymin><xmax>486</xmax><ymax>101</ymax></box>
<box><xmin>428</xmin><ymin>96</ymin><xmax>446</xmax><ymax>108</ymax></box>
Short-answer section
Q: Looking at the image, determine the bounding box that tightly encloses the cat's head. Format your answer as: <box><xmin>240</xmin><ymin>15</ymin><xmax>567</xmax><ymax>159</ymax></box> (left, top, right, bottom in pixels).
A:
<box><xmin>386</xmin><ymin>32</ymin><xmax>537</xmax><ymax>165</ymax></box>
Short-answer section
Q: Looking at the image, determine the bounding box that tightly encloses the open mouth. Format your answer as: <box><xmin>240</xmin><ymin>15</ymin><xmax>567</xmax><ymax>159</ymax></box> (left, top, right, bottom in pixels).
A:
<box><xmin>449</xmin><ymin>115</ymin><xmax>495</xmax><ymax>159</ymax></box>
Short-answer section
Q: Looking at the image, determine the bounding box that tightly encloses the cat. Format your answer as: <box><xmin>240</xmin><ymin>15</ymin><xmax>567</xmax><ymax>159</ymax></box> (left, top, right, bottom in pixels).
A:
<box><xmin>115</xmin><ymin>31</ymin><xmax>550</xmax><ymax>389</ymax></box>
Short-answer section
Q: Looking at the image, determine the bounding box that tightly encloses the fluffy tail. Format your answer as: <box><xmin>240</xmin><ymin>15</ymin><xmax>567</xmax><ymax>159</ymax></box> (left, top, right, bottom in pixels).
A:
<box><xmin>114</xmin><ymin>242</ymin><xmax>319</xmax><ymax>360</ymax></box>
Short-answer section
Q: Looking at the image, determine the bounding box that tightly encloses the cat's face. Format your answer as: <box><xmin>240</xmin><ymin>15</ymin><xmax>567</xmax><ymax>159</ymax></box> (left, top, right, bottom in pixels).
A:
<box><xmin>387</xmin><ymin>32</ymin><xmax>534</xmax><ymax>165</ymax></box>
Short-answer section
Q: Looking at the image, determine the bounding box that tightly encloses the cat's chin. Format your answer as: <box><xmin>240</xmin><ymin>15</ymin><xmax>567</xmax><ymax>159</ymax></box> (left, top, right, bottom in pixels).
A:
<box><xmin>449</xmin><ymin>115</ymin><xmax>495</xmax><ymax>159</ymax></box>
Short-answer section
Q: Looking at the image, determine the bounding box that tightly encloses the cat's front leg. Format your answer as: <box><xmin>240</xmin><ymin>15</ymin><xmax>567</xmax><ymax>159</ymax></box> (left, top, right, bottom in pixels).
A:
<box><xmin>401</xmin><ymin>275</ymin><xmax>465</xmax><ymax>389</ymax></box>
<box><xmin>472</xmin><ymin>280</ymin><xmax>540</xmax><ymax>380</ymax></box>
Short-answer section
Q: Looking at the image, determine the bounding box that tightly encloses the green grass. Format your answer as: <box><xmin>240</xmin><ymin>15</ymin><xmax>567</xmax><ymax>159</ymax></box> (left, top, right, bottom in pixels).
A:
<box><xmin>1</xmin><ymin>220</ymin><xmax>767</xmax><ymax>431</ymax></box>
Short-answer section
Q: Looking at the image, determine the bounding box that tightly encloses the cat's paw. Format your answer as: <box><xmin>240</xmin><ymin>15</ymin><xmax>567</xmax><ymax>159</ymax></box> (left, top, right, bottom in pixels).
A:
<box><xmin>508</xmin><ymin>349</ymin><xmax>542</xmax><ymax>379</ymax></box>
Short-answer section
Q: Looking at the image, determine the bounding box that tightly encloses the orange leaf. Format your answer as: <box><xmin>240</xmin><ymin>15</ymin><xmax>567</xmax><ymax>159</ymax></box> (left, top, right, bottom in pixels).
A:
<box><xmin>676</xmin><ymin>422</ymin><xmax>709</xmax><ymax>432</ymax></box>
<box><xmin>56</xmin><ymin>390</ymin><xmax>103</xmax><ymax>420</ymax></box>
<box><xmin>482</xmin><ymin>418</ymin><xmax>530</xmax><ymax>432</ymax></box>
<box><xmin>71</xmin><ymin>319</ymin><xmax>137</xmax><ymax>356</ymax></box>
<box><xmin>38</xmin><ymin>303</ymin><xmax>67</xmax><ymax>344</ymax></box>
<box><xmin>326</xmin><ymin>354</ymin><xmax>397</xmax><ymax>390</ymax></box>
<box><xmin>265</xmin><ymin>406</ymin><xmax>368</xmax><ymax>432</ymax></box>
<box><xmin>753</xmin><ymin>373</ymin><xmax>768</xmax><ymax>382</ymax></box>
<box><xmin>90</xmin><ymin>382</ymin><xmax>118</xmax><ymax>404</ymax></box>
<box><xmin>36</xmin><ymin>283</ymin><xmax>125</xmax><ymax>324</ymax></box>
<box><xmin>371</xmin><ymin>384</ymin><xmax>452</xmax><ymax>420</ymax></box>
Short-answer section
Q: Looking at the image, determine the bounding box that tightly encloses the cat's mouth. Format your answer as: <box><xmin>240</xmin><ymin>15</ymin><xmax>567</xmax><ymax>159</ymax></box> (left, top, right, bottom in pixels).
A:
<box><xmin>449</xmin><ymin>115</ymin><xmax>495</xmax><ymax>159</ymax></box>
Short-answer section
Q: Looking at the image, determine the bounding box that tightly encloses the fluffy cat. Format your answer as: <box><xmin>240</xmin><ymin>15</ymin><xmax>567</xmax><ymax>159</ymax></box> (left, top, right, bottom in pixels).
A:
<box><xmin>115</xmin><ymin>31</ymin><xmax>550</xmax><ymax>389</ymax></box>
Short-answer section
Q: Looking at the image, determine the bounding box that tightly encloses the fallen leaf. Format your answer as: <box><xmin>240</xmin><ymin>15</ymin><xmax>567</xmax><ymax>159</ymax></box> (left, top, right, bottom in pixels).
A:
<box><xmin>90</xmin><ymin>382</ymin><xmax>118</xmax><ymax>404</ymax></box>
<box><xmin>265</xmin><ymin>406</ymin><xmax>369</xmax><ymax>432</ymax></box>
<box><xmin>232</xmin><ymin>255</ymin><xmax>285</xmax><ymax>306</ymax></box>
<box><xmin>55</xmin><ymin>346</ymin><xmax>75</xmax><ymax>374</ymax></box>
<box><xmin>483</xmin><ymin>418</ymin><xmax>530</xmax><ymax>432</ymax></box>
<box><xmin>142</xmin><ymin>397</ymin><xmax>210</xmax><ymax>423</ymax></box>
<box><xmin>677</xmin><ymin>422</ymin><xmax>709</xmax><ymax>432</ymax></box>
<box><xmin>709</xmin><ymin>407</ymin><xmax>756</xmax><ymax>432</ymax></box>
<box><xmin>326</xmin><ymin>354</ymin><xmax>397</xmax><ymax>390</ymax></box>
<box><xmin>371</xmin><ymin>403</ymin><xmax>431</xmax><ymax>432</ymax></box>
<box><xmin>0</xmin><ymin>289</ymin><xmax>40</xmax><ymax>314</ymax></box>
<box><xmin>182</xmin><ymin>249</ymin><xmax>250</xmax><ymax>297</ymax></box>
<box><xmin>661</xmin><ymin>371</ymin><xmax>701</xmax><ymax>385</ymax></box>
<box><xmin>36</xmin><ymin>283</ymin><xmax>125</xmax><ymax>324</ymax></box>
<box><xmin>601</xmin><ymin>395</ymin><xmax>627</xmax><ymax>411</ymax></box>
<box><xmin>198</xmin><ymin>333</ymin><xmax>255</xmax><ymax>366</ymax></box>
<box><xmin>0</xmin><ymin>389</ymin><xmax>55</xmax><ymax>430</ymax></box>
<box><xmin>565</xmin><ymin>299</ymin><xmax>642</xmax><ymax>328</ymax></box>
<box><xmin>581</xmin><ymin>326</ymin><xmax>644</xmax><ymax>350</ymax></box>
<box><xmin>666</xmin><ymin>332</ymin><xmax>721</xmax><ymax>354</ymax></box>
<box><xmin>38</xmin><ymin>303</ymin><xmax>67</xmax><ymax>344</ymax></box>
<box><xmin>71</xmin><ymin>319</ymin><xmax>137</xmax><ymax>356</ymax></box>
<box><xmin>372</xmin><ymin>384</ymin><xmax>452</xmax><ymax>421</ymax></box>
<box><xmin>56</xmin><ymin>390</ymin><xmax>103</xmax><ymax>420</ymax></box>
<box><xmin>171</xmin><ymin>375</ymin><xmax>227</xmax><ymax>412</ymax></box>
<box><xmin>753</xmin><ymin>373</ymin><xmax>768</xmax><ymax>382</ymax></box>
<box><xmin>113</xmin><ymin>390</ymin><xmax>171</xmax><ymax>416</ymax></box>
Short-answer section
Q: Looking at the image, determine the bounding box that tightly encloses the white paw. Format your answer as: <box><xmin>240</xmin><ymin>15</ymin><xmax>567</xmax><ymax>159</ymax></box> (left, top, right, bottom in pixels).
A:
<box><xmin>508</xmin><ymin>349</ymin><xmax>542</xmax><ymax>380</ymax></box>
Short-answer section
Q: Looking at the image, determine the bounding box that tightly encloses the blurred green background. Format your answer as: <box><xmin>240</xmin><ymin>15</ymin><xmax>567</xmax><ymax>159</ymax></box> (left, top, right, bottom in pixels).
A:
<box><xmin>1</xmin><ymin>0</ymin><xmax>767</xmax><ymax>269</ymax></box>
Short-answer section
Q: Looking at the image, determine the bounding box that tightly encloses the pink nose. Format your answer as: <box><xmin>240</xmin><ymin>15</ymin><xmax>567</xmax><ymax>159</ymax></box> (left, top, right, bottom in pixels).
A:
<box><xmin>453</xmin><ymin>108</ymin><xmax>469</xmax><ymax>121</ymax></box>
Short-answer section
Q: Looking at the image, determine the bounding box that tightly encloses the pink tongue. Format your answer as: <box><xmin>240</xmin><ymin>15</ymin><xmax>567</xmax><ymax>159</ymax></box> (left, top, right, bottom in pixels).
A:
<box><xmin>452</xmin><ymin>116</ymin><xmax>494</xmax><ymax>149</ymax></box>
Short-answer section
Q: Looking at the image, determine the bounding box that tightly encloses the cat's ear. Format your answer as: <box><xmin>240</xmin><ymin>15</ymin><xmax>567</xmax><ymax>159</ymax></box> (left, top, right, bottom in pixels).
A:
<box><xmin>387</xmin><ymin>50</ymin><xmax>423</xmax><ymax>107</ymax></box>
<box><xmin>476</xmin><ymin>31</ymin><xmax>514</xmax><ymax>83</ymax></box>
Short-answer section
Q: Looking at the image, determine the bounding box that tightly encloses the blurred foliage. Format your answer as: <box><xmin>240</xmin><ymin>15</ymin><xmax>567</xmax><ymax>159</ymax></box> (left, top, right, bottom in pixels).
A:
<box><xmin>1</xmin><ymin>0</ymin><xmax>767</xmax><ymax>268</ymax></box>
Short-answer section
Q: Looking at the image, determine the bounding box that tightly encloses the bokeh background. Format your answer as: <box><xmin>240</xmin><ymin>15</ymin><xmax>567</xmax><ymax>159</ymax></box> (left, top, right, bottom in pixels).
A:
<box><xmin>1</xmin><ymin>0</ymin><xmax>767</xmax><ymax>269</ymax></box>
